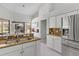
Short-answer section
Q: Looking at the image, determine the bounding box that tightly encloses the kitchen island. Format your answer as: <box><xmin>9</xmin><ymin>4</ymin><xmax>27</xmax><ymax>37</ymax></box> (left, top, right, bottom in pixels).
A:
<box><xmin>0</xmin><ymin>34</ymin><xmax>41</xmax><ymax>56</ymax></box>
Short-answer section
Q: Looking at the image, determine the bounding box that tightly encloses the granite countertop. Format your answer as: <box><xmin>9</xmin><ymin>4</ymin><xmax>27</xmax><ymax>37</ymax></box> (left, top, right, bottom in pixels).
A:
<box><xmin>0</xmin><ymin>37</ymin><xmax>41</xmax><ymax>49</ymax></box>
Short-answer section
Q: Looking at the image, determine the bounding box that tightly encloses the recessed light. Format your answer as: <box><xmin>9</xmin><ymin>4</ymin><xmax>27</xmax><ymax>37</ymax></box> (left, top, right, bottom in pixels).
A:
<box><xmin>22</xmin><ymin>5</ymin><xmax>25</xmax><ymax>7</ymax></box>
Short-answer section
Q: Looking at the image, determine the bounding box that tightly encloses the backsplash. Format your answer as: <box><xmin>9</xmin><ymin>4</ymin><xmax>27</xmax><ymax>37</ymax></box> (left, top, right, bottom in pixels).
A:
<box><xmin>49</xmin><ymin>28</ymin><xmax>62</xmax><ymax>36</ymax></box>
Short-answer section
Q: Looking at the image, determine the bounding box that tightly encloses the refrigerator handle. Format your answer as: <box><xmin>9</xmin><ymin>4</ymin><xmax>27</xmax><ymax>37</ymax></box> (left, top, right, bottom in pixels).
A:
<box><xmin>73</xmin><ymin>15</ymin><xmax>75</xmax><ymax>40</ymax></box>
<box><xmin>69</xmin><ymin>15</ymin><xmax>75</xmax><ymax>40</ymax></box>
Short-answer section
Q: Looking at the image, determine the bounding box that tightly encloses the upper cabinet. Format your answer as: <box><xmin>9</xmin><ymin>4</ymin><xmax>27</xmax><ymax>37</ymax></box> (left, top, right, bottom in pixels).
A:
<box><xmin>0</xmin><ymin>18</ymin><xmax>10</xmax><ymax>35</ymax></box>
<box><xmin>3</xmin><ymin>21</ymin><xmax>10</xmax><ymax>33</ymax></box>
<box><xmin>56</xmin><ymin>15</ymin><xmax>62</xmax><ymax>28</ymax></box>
<box><xmin>60</xmin><ymin>14</ymin><xmax>69</xmax><ymax>29</ymax></box>
<box><xmin>49</xmin><ymin>16</ymin><xmax>56</xmax><ymax>28</ymax></box>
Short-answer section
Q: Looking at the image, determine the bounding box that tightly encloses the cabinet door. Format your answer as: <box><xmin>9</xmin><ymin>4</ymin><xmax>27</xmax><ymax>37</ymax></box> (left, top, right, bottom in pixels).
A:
<box><xmin>35</xmin><ymin>41</ymin><xmax>41</xmax><ymax>56</ymax></box>
<box><xmin>62</xmin><ymin>44</ymin><xmax>70</xmax><ymax>56</ymax></box>
<box><xmin>62</xmin><ymin>14</ymin><xmax>69</xmax><ymax>29</ymax></box>
<box><xmin>0</xmin><ymin>45</ymin><xmax>22</xmax><ymax>56</ymax></box>
<box><xmin>3</xmin><ymin>50</ymin><xmax>22</xmax><ymax>56</ymax></box>
<box><xmin>56</xmin><ymin>16</ymin><xmax>61</xmax><ymax>28</ymax></box>
<box><xmin>69</xmin><ymin>47</ymin><xmax>79</xmax><ymax>56</ymax></box>
<box><xmin>56</xmin><ymin>14</ymin><xmax>68</xmax><ymax>29</ymax></box>
<box><xmin>22</xmin><ymin>42</ymin><xmax>37</xmax><ymax>56</ymax></box>
<box><xmin>49</xmin><ymin>17</ymin><xmax>56</xmax><ymax>28</ymax></box>
<box><xmin>62</xmin><ymin>45</ymin><xmax>79</xmax><ymax>56</ymax></box>
<box><xmin>46</xmin><ymin>19</ymin><xmax>49</xmax><ymax>34</ymax></box>
<box><xmin>23</xmin><ymin>45</ymin><xmax>37</xmax><ymax>56</ymax></box>
<box><xmin>47</xmin><ymin>35</ymin><xmax>54</xmax><ymax>49</ymax></box>
<box><xmin>54</xmin><ymin>37</ymin><xmax>62</xmax><ymax>53</ymax></box>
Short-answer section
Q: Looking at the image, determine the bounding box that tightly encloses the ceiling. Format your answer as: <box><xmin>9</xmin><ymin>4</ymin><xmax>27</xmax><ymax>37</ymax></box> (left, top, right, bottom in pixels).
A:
<box><xmin>0</xmin><ymin>3</ymin><xmax>55</xmax><ymax>19</ymax></box>
<box><xmin>0</xmin><ymin>3</ymin><xmax>42</xmax><ymax>17</ymax></box>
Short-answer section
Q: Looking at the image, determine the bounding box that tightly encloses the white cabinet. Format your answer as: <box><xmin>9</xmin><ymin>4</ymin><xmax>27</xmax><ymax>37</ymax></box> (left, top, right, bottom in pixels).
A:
<box><xmin>47</xmin><ymin>35</ymin><xmax>62</xmax><ymax>53</ymax></box>
<box><xmin>0</xmin><ymin>44</ymin><xmax>22</xmax><ymax>56</ymax></box>
<box><xmin>3</xmin><ymin>50</ymin><xmax>22</xmax><ymax>56</ymax></box>
<box><xmin>0</xmin><ymin>41</ymin><xmax>39</xmax><ymax>56</ymax></box>
<box><xmin>56</xmin><ymin>14</ymin><xmax>68</xmax><ymax>29</ymax></box>
<box><xmin>35</xmin><ymin>41</ymin><xmax>41</xmax><ymax>56</ymax></box>
<box><xmin>22</xmin><ymin>41</ymin><xmax>37</xmax><ymax>56</ymax></box>
<box><xmin>56</xmin><ymin>16</ymin><xmax>61</xmax><ymax>28</ymax></box>
<box><xmin>47</xmin><ymin>35</ymin><xmax>54</xmax><ymax>49</ymax></box>
<box><xmin>62</xmin><ymin>45</ymin><xmax>79</xmax><ymax>56</ymax></box>
<box><xmin>23</xmin><ymin>46</ymin><xmax>36</xmax><ymax>56</ymax></box>
<box><xmin>49</xmin><ymin>17</ymin><xmax>56</xmax><ymax>28</ymax></box>
<box><xmin>54</xmin><ymin>37</ymin><xmax>62</xmax><ymax>52</ymax></box>
<box><xmin>62</xmin><ymin>14</ymin><xmax>69</xmax><ymax>29</ymax></box>
<box><xmin>62</xmin><ymin>44</ymin><xmax>70</xmax><ymax>56</ymax></box>
<box><xmin>69</xmin><ymin>48</ymin><xmax>79</xmax><ymax>56</ymax></box>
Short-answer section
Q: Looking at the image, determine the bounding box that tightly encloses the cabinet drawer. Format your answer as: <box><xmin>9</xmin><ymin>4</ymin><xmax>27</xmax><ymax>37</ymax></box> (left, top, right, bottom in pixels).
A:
<box><xmin>23</xmin><ymin>41</ymin><xmax>37</xmax><ymax>48</ymax></box>
<box><xmin>54</xmin><ymin>37</ymin><xmax>62</xmax><ymax>52</ymax></box>
<box><xmin>69</xmin><ymin>48</ymin><xmax>79</xmax><ymax>56</ymax></box>
<box><xmin>49</xmin><ymin>17</ymin><xmax>56</xmax><ymax>28</ymax></box>
<box><xmin>0</xmin><ymin>45</ymin><xmax>22</xmax><ymax>55</ymax></box>
<box><xmin>2</xmin><ymin>50</ymin><xmax>22</xmax><ymax>56</ymax></box>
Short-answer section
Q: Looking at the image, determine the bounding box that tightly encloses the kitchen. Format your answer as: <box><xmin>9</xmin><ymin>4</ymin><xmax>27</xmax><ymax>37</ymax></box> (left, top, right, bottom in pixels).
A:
<box><xmin>0</xmin><ymin>3</ymin><xmax>79</xmax><ymax>56</ymax></box>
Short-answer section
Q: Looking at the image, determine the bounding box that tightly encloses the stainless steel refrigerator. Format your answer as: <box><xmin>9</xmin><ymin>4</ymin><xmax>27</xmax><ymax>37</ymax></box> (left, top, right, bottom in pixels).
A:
<box><xmin>62</xmin><ymin>14</ymin><xmax>79</xmax><ymax>56</ymax></box>
<box><xmin>62</xmin><ymin>14</ymin><xmax>79</xmax><ymax>41</ymax></box>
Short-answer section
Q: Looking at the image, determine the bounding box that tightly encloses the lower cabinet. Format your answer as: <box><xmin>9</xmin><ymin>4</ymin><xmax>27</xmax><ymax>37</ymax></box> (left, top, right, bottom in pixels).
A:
<box><xmin>69</xmin><ymin>48</ymin><xmax>79</xmax><ymax>56</ymax></box>
<box><xmin>47</xmin><ymin>35</ymin><xmax>54</xmax><ymax>48</ymax></box>
<box><xmin>47</xmin><ymin>35</ymin><xmax>62</xmax><ymax>53</ymax></box>
<box><xmin>0</xmin><ymin>41</ymin><xmax>40</xmax><ymax>56</ymax></box>
<box><xmin>22</xmin><ymin>41</ymin><xmax>37</xmax><ymax>56</ymax></box>
<box><xmin>0</xmin><ymin>44</ymin><xmax>22</xmax><ymax>56</ymax></box>
<box><xmin>62</xmin><ymin>45</ymin><xmax>79</xmax><ymax>56</ymax></box>
<box><xmin>3</xmin><ymin>50</ymin><xmax>22</xmax><ymax>56</ymax></box>
<box><xmin>54</xmin><ymin>37</ymin><xmax>62</xmax><ymax>53</ymax></box>
<box><xmin>22</xmin><ymin>46</ymin><xmax>37</xmax><ymax>56</ymax></box>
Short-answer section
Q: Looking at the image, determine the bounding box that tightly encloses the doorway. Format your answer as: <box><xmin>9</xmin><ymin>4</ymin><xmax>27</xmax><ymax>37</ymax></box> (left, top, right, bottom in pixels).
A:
<box><xmin>41</xmin><ymin>19</ymin><xmax>47</xmax><ymax>43</ymax></box>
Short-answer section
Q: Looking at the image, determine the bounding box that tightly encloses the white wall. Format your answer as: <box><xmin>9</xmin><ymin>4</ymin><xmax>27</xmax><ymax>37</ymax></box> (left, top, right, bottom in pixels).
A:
<box><xmin>39</xmin><ymin>4</ymin><xmax>51</xmax><ymax>19</ymax></box>
<box><xmin>0</xmin><ymin>5</ymin><xmax>12</xmax><ymax>20</ymax></box>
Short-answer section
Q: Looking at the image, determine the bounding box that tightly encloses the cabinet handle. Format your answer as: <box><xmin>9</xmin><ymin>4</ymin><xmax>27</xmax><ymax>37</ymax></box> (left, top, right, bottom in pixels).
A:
<box><xmin>23</xmin><ymin>51</ymin><xmax>24</xmax><ymax>53</ymax></box>
<box><xmin>20</xmin><ymin>51</ymin><xmax>22</xmax><ymax>53</ymax></box>
<box><xmin>20</xmin><ymin>51</ymin><xmax>24</xmax><ymax>53</ymax></box>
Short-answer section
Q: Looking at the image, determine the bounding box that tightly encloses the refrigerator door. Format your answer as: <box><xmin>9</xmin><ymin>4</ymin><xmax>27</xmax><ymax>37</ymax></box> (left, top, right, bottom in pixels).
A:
<box><xmin>74</xmin><ymin>14</ymin><xmax>79</xmax><ymax>41</ymax></box>
<box><xmin>68</xmin><ymin>15</ymin><xmax>75</xmax><ymax>40</ymax></box>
